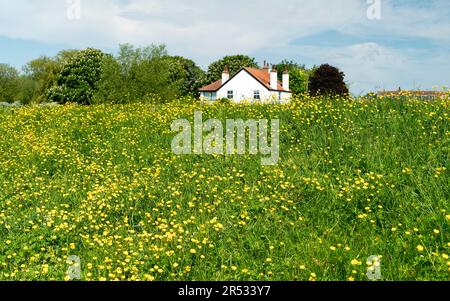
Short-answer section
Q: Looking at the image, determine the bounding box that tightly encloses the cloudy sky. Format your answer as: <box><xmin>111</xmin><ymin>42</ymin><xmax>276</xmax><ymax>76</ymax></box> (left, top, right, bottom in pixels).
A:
<box><xmin>0</xmin><ymin>0</ymin><xmax>449</xmax><ymax>94</ymax></box>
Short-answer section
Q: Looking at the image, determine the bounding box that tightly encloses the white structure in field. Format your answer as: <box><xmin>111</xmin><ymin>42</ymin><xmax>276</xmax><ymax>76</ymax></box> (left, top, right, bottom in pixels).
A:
<box><xmin>199</xmin><ymin>63</ymin><xmax>292</xmax><ymax>103</ymax></box>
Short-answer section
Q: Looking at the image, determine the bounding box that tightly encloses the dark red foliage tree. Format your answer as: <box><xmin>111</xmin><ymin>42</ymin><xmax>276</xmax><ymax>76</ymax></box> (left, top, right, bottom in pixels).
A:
<box><xmin>309</xmin><ymin>64</ymin><xmax>349</xmax><ymax>96</ymax></box>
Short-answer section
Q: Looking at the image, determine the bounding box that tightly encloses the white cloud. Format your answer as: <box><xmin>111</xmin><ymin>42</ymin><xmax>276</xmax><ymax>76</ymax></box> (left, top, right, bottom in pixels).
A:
<box><xmin>279</xmin><ymin>42</ymin><xmax>449</xmax><ymax>94</ymax></box>
<box><xmin>0</xmin><ymin>0</ymin><xmax>367</xmax><ymax>58</ymax></box>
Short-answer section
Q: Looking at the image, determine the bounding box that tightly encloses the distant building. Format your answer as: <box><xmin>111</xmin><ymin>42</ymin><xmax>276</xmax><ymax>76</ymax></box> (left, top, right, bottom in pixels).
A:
<box><xmin>199</xmin><ymin>63</ymin><xmax>292</xmax><ymax>103</ymax></box>
<box><xmin>377</xmin><ymin>90</ymin><xmax>447</xmax><ymax>100</ymax></box>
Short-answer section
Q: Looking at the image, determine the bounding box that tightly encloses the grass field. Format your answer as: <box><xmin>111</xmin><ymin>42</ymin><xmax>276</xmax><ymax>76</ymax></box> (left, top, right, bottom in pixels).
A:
<box><xmin>0</xmin><ymin>96</ymin><xmax>449</xmax><ymax>281</ymax></box>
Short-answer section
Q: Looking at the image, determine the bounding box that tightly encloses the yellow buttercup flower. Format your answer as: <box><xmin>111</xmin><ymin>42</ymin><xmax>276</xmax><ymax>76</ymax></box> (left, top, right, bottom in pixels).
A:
<box><xmin>1</xmin><ymin>94</ymin><xmax>449</xmax><ymax>281</ymax></box>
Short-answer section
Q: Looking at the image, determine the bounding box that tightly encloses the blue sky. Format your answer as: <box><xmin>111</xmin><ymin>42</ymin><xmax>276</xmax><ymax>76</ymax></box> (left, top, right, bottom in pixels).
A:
<box><xmin>0</xmin><ymin>0</ymin><xmax>449</xmax><ymax>95</ymax></box>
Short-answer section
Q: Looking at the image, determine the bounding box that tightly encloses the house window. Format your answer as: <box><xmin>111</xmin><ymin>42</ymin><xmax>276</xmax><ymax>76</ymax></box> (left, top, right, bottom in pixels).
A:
<box><xmin>227</xmin><ymin>90</ymin><xmax>234</xmax><ymax>99</ymax></box>
<box><xmin>253</xmin><ymin>90</ymin><xmax>261</xmax><ymax>100</ymax></box>
<box><xmin>203</xmin><ymin>92</ymin><xmax>217</xmax><ymax>101</ymax></box>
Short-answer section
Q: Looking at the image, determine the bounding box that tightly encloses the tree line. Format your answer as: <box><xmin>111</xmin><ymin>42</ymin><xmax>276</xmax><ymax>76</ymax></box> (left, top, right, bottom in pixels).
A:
<box><xmin>0</xmin><ymin>44</ymin><xmax>348</xmax><ymax>105</ymax></box>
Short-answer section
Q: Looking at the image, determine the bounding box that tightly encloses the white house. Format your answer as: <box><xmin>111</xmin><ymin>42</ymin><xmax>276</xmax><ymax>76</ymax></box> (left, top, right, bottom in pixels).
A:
<box><xmin>199</xmin><ymin>63</ymin><xmax>292</xmax><ymax>103</ymax></box>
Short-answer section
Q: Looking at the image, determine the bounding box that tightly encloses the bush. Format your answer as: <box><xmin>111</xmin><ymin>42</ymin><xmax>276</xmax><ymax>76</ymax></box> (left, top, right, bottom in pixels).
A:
<box><xmin>309</xmin><ymin>64</ymin><xmax>349</xmax><ymax>96</ymax></box>
<box><xmin>0</xmin><ymin>64</ymin><xmax>20</xmax><ymax>103</ymax></box>
<box><xmin>16</xmin><ymin>76</ymin><xmax>38</xmax><ymax>105</ymax></box>
<box><xmin>217</xmin><ymin>97</ymin><xmax>232</xmax><ymax>105</ymax></box>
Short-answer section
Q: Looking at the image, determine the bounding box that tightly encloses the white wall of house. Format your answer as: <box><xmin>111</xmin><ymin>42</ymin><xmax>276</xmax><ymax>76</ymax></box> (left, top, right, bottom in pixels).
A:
<box><xmin>200</xmin><ymin>70</ymin><xmax>292</xmax><ymax>103</ymax></box>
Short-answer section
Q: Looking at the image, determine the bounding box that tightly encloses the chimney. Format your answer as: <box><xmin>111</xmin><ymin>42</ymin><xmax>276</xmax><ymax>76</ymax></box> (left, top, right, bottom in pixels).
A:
<box><xmin>270</xmin><ymin>65</ymin><xmax>278</xmax><ymax>90</ymax></box>
<box><xmin>282</xmin><ymin>68</ymin><xmax>289</xmax><ymax>91</ymax></box>
<box><xmin>222</xmin><ymin>66</ymin><xmax>230</xmax><ymax>83</ymax></box>
<box><xmin>262</xmin><ymin>61</ymin><xmax>270</xmax><ymax>73</ymax></box>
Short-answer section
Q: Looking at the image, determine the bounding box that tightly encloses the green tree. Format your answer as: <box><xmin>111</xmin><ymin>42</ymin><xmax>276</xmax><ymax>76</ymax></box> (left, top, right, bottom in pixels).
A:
<box><xmin>0</xmin><ymin>64</ymin><xmax>20</xmax><ymax>103</ymax></box>
<box><xmin>23</xmin><ymin>56</ymin><xmax>60</xmax><ymax>103</ymax></box>
<box><xmin>133</xmin><ymin>57</ymin><xmax>179</xmax><ymax>102</ymax></box>
<box><xmin>47</xmin><ymin>48</ymin><xmax>106</xmax><ymax>104</ymax></box>
<box><xmin>20</xmin><ymin>50</ymin><xmax>82</xmax><ymax>104</ymax></box>
<box><xmin>92</xmin><ymin>55</ymin><xmax>127</xmax><ymax>104</ymax></box>
<box><xmin>16</xmin><ymin>76</ymin><xmax>38</xmax><ymax>105</ymax></box>
<box><xmin>275</xmin><ymin>60</ymin><xmax>310</xmax><ymax>95</ymax></box>
<box><xmin>116</xmin><ymin>43</ymin><xmax>167</xmax><ymax>75</ymax></box>
<box><xmin>164</xmin><ymin>56</ymin><xmax>205</xmax><ymax>97</ymax></box>
<box><xmin>275</xmin><ymin>60</ymin><xmax>306</xmax><ymax>80</ymax></box>
<box><xmin>205</xmin><ymin>55</ymin><xmax>258</xmax><ymax>84</ymax></box>
<box><xmin>289</xmin><ymin>68</ymin><xmax>311</xmax><ymax>95</ymax></box>
<box><xmin>55</xmin><ymin>49</ymin><xmax>82</xmax><ymax>65</ymax></box>
<box><xmin>94</xmin><ymin>44</ymin><xmax>179</xmax><ymax>104</ymax></box>
<box><xmin>309</xmin><ymin>64</ymin><xmax>349</xmax><ymax>96</ymax></box>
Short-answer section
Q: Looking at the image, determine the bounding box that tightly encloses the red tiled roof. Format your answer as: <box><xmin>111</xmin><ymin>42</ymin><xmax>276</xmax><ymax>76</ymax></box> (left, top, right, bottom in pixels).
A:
<box><xmin>199</xmin><ymin>79</ymin><xmax>223</xmax><ymax>92</ymax></box>
<box><xmin>199</xmin><ymin>67</ymin><xmax>290</xmax><ymax>92</ymax></box>
<box><xmin>244</xmin><ymin>67</ymin><xmax>286</xmax><ymax>92</ymax></box>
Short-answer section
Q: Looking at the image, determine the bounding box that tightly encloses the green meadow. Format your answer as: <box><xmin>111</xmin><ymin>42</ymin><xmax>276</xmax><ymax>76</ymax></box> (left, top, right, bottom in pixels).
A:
<box><xmin>0</xmin><ymin>96</ymin><xmax>448</xmax><ymax>281</ymax></box>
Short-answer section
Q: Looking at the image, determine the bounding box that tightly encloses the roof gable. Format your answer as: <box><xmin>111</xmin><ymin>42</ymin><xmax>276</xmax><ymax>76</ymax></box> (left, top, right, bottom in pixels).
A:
<box><xmin>243</xmin><ymin>67</ymin><xmax>286</xmax><ymax>92</ymax></box>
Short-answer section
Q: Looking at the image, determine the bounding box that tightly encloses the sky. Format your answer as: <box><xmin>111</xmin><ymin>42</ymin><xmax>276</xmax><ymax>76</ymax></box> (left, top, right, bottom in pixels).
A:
<box><xmin>0</xmin><ymin>0</ymin><xmax>449</xmax><ymax>95</ymax></box>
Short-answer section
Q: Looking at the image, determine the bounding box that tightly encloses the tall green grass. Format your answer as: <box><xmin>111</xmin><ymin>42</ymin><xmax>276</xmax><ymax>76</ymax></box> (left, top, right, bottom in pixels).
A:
<box><xmin>0</xmin><ymin>96</ymin><xmax>448</xmax><ymax>281</ymax></box>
